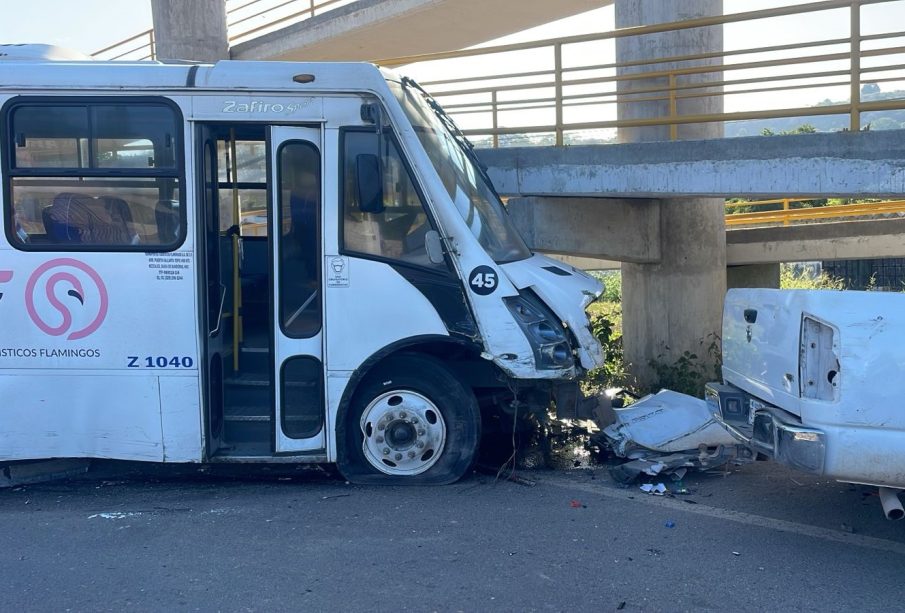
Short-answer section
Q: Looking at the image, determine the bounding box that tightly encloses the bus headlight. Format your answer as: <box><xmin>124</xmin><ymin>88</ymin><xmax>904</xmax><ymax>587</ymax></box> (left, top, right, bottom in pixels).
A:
<box><xmin>505</xmin><ymin>293</ymin><xmax>574</xmax><ymax>370</ymax></box>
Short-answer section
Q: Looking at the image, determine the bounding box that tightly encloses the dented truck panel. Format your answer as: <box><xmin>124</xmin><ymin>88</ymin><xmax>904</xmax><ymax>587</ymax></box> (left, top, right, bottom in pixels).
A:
<box><xmin>718</xmin><ymin>288</ymin><xmax>905</xmax><ymax>488</ymax></box>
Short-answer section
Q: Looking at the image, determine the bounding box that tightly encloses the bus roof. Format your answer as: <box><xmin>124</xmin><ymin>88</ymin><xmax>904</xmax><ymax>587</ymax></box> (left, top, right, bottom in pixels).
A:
<box><xmin>0</xmin><ymin>50</ymin><xmax>392</xmax><ymax>94</ymax></box>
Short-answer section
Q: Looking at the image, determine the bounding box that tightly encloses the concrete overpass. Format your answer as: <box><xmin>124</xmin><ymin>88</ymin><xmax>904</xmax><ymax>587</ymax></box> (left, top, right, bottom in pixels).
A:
<box><xmin>476</xmin><ymin>129</ymin><xmax>905</xmax><ymax>267</ymax></box>
<box><xmin>149</xmin><ymin>0</ymin><xmax>611</xmax><ymax>63</ymax></box>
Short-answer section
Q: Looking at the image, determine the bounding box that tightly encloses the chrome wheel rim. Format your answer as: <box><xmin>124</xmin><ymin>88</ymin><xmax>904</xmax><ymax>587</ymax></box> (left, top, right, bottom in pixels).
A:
<box><xmin>360</xmin><ymin>390</ymin><xmax>447</xmax><ymax>476</ymax></box>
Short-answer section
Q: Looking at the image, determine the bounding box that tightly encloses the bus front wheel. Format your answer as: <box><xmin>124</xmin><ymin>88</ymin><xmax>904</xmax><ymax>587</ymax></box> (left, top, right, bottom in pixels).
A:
<box><xmin>339</xmin><ymin>354</ymin><xmax>480</xmax><ymax>485</ymax></box>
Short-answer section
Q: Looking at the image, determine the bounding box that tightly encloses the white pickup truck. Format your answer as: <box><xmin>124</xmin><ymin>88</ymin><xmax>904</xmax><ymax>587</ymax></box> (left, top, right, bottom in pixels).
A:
<box><xmin>707</xmin><ymin>288</ymin><xmax>905</xmax><ymax>519</ymax></box>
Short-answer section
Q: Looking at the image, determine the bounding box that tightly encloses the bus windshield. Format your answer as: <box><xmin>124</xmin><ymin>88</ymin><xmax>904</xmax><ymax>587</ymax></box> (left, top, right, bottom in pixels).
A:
<box><xmin>391</xmin><ymin>79</ymin><xmax>531</xmax><ymax>264</ymax></box>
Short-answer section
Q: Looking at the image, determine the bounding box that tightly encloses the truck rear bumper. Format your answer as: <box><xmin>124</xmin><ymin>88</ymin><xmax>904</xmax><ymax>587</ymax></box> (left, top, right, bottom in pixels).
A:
<box><xmin>707</xmin><ymin>383</ymin><xmax>826</xmax><ymax>475</ymax></box>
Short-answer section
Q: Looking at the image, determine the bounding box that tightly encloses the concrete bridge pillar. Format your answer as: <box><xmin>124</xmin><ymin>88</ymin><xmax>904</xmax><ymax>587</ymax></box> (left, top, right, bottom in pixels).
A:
<box><xmin>616</xmin><ymin>0</ymin><xmax>726</xmax><ymax>388</ymax></box>
<box><xmin>151</xmin><ymin>0</ymin><xmax>229</xmax><ymax>62</ymax></box>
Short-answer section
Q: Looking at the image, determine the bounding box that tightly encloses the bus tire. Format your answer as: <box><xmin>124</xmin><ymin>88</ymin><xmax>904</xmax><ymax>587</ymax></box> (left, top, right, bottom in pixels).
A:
<box><xmin>338</xmin><ymin>354</ymin><xmax>480</xmax><ymax>485</ymax></box>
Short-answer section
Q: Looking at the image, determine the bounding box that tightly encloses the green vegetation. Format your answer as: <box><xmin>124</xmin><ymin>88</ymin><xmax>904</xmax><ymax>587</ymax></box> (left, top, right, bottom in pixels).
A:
<box><xmin>584</xmin><ymin>289</ymin><xmax>627</xmax><ymax>396</ymax></box>
<box><xmin>779</xmin><ymin>264</ymin><xmax>845</xmax><ymax>290</ymax></box>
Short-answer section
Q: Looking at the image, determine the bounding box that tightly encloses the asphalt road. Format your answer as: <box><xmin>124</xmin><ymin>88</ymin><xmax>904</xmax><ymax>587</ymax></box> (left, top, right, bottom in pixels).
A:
<box><xmin>1</xmin><ymin>458</ymin><xmax>903</xmax><ymax>612</ymax></box>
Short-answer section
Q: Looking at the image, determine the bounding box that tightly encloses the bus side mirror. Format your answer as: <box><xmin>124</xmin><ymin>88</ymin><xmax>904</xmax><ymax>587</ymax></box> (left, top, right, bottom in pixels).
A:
<box><xmin>356</xmin><ymin>153</ymin><xmax>384</xmax><ymax>214</ymax></box>
<box><xmin>425</xmin><ymin>230</ymin><xmax>445</xmax><ymax>265</ymax></box>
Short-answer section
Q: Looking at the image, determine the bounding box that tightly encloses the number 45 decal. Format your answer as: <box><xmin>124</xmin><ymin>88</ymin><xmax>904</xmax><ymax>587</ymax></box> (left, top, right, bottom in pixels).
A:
<box><xmin>468</xmin><ymin>266</ymin><xmax>498</xmax><ymax>296</ymax></box>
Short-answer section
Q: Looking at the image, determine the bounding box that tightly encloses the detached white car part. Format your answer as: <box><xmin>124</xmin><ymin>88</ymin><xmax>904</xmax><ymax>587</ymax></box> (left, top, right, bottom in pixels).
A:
<box><xmin>708</xmin><ymin>288</ymin><xmax>905</xmax><ymax>519</ymax></box>
<box><xmin>604</xmin><ymin>390</ymin><xmax>737</xmax><ymax>456</ymax></box>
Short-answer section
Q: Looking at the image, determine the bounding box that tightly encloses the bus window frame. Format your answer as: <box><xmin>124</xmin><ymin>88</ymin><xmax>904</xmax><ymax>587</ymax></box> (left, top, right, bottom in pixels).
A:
<box><xmin>337</xmin><ymin>126</ymin><xmax>451</xmax><ymax>275</ymax></box>
<box><xmin>1</xmin><ymin>95</ymin><xmax>187</xmax><ymax>253</ymax></box>
<box><xmin>275</xmin><ymin>137</ymin><xmax>323</xmax><ymax>340</ymax></box>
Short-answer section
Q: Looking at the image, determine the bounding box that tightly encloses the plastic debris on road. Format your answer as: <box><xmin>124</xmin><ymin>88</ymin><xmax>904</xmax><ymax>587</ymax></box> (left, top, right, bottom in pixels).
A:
<box><xmin>640</xmin><ymin>483</ymin><xmax>668</xmax><ymax>495</ymax></box>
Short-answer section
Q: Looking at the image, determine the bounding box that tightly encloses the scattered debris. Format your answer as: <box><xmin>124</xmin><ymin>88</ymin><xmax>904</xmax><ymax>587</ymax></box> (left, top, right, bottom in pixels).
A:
<box><xmin>88</xmin><ymin>512</ymin><xmax>143</xmax><ymax>520</ymax></box>
<box><xmin>640</xmin><ymin>483</ymin><xmax>667</xmax><ymax>496</ymax></box>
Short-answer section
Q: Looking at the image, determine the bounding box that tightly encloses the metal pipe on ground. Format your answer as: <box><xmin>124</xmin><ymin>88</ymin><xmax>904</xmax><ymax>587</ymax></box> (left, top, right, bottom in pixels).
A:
<box><xmin>879</xmin><ymin>487</ymin><xmax>905</xmax><ymax>520</ymax></box>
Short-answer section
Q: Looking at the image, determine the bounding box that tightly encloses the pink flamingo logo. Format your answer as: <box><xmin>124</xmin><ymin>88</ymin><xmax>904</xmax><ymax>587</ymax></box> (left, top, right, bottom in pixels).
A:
<box><xmin>25</xmin><ymin>259</ymin><xmax>108</xmax><ymax>340</ymax></box>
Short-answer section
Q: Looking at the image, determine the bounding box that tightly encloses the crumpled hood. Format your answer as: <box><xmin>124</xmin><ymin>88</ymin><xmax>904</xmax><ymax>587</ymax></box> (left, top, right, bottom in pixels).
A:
<box><xmin>501</xmin><ymin>254</ymin><xmax>605</xmax><ymax>370</ymax></box>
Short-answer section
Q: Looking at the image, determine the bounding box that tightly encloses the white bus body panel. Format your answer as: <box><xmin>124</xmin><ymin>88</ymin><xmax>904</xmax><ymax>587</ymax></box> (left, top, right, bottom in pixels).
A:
<box><xmin>0</xmin><ymin>373</ymin><xmax>164</xmax><ymax>461</ymax></box>
<box><xmin>324</xmin><ymin>258</ymin><xmax>448</xmax><ymax>372</ymax></box>
<box><xmin>0</xmin><ymin>92</ymin><xmax>203</xmax><ymax>463</ymax></box>
<box><xmin>723</xmin><ymin>288</ymin><xmax>905</xmax><ymax>487</ymax></box>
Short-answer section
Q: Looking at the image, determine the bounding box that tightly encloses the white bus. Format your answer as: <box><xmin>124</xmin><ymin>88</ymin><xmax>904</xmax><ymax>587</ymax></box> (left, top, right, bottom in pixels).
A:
<box><xmin>0</xmin><ymin>46</ymin><xmax>604</xmax><ymax>484</ymax></box>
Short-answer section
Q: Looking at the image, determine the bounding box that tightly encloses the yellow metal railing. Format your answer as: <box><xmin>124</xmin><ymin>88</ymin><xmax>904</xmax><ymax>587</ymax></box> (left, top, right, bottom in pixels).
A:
<box><xmin>378</xmin><ymin>0</ymin><xmax>905</xmax><ymax>146</ymax></box>
<box><xmin>725</xmin><ymin>198</ymin><xmax>905</xmax><ymax>226</ymax></box>
<box><xmin>92</xmin><ymin>0</ymin><xmax>356</xmax><ymax>60</ymax></box>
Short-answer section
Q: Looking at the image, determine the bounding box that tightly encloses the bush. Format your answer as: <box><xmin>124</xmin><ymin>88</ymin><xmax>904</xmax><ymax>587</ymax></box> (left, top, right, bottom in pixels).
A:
<box><xmin>583</xmin><ymin>301</ymin><xmax>628</xmax><ymax>395</ymax></box>
<box><xmin>780</xmin><ymin>264</ymin><xmax>845</xmax><ymax>290</ymax></box>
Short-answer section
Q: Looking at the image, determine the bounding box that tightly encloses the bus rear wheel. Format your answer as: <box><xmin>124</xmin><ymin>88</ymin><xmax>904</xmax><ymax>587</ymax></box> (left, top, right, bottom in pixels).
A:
<box><xmin>339</xmin><ymin>354</ymin><xmax>480</xmax><ymax>485</ymax></box>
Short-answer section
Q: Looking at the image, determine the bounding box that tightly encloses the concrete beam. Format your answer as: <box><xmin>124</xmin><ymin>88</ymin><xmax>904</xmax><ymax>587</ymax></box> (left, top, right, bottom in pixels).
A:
<box><xmin>479</xmin><ymin>129</ymin><xmax>905</xmax><ymax>199</ymax></box>
<box><xmin>506</xmin><ymin>197</ymin><xmax>660</xmax><ymax>264</ymax></box>
<box><xmin>509</xmin><ymin>196</ymin><xmax>905</xmax><ymax>265</ymax></box>
<box><xmin>151</xmin><ymin>0</ymin><xmax>229</xmax><ymax>62</ymax></box>
<box><xmin>232</xmin><ymin>0</ymin><xmax>609</xmax><ymax>62</ymax></box>
<box><xmin>727</xmin><ymin>218</ymin><xmax>905</xmax><ymax>265</ymax></box>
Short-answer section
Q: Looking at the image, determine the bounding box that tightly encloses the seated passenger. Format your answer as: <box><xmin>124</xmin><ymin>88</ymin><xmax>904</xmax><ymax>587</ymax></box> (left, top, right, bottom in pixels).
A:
<box><xmin>44</xmin><ymin>193</ymin><xmax>139</xmax><ymax>245</ymax></box>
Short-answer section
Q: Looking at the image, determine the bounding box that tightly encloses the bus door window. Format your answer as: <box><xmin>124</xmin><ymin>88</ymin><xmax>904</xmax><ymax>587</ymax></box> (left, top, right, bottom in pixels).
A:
<box><xmin>278</xmin><ymin>141</ymin><xmax>321</xmax><ymax>338</ymax></box>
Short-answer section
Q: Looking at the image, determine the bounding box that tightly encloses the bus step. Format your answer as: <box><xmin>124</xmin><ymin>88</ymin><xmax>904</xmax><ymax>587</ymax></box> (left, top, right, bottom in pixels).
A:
<box><xmin>223</xmin><ymin>418</ymin><xmax>270</xmax><ymax>444</ymax></box>
<box><xmin>225</xmin><ymin>374</ymin><xmax>271</xmax><ymax>387</ymax></box>
<box><xmin>238</xmin><ymin>346</ymin><xmax>269</xmax><ymax>371</ymax></box>
<box><xmin>224</xmin><ymin>414</ymin><xmax>270</xmax><ymax>422</ymax></box>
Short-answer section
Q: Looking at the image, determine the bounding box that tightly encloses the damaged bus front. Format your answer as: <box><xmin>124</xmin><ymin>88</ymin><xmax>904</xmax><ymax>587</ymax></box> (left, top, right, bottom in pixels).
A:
<box><xmin>707</xmin><ymin>289</ymin><xmax>905</xmax><ymax>518</ymax></box>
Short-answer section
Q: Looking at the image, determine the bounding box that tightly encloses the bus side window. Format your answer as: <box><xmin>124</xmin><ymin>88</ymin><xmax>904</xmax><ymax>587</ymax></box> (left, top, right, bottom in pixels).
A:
<box><xmin>340</xmin><ymin>129</ymin><xmax>440</xmax><ymax>268</ymax></box>
<box><xmin>5</xmin><ymin>100</ymin><xmax>184</xmax><ymax>251</ymax></box>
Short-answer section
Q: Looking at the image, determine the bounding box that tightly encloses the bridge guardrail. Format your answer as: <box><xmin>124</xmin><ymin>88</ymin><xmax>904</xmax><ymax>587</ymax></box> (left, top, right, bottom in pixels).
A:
<box><xmin>725</xmin><ymin>198</ymin><xmax>905</xmax><ymax>227</ymax></box>
<box><xmin>376</xmin><ymin>0</ymin><xmax>905</xmax><ymax>147</ymax></box>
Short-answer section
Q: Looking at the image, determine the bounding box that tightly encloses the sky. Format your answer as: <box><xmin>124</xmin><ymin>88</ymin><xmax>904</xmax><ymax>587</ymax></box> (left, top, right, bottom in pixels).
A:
<box><xmin>2</xmin><ymin>0</ymin><xmax>904</xmax><ymax>132</ymax></box>
<box><xmin>0</xmin><ymin>1</ymin><xmax>152</xmax><ymax>53</ymax></box>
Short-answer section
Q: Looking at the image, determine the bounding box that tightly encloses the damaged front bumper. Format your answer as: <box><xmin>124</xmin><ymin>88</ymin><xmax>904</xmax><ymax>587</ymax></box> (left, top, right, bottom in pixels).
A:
<box><xmin>706</xmin><ymin>383</ymin><xmax>826</xmax><ymax>475</ymax></box>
